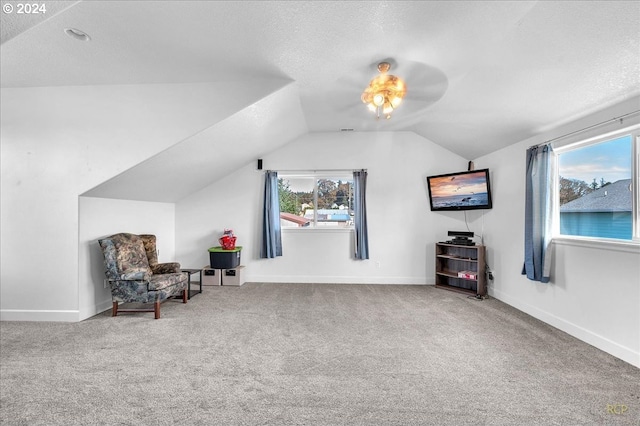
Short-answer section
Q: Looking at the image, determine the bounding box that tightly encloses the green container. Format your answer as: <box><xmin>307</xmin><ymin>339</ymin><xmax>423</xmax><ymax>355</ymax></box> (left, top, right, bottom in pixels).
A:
<box><xmin>208</xmin><ymin>246</ymin><xmax>242</xmax><ymax>269</ymax></box>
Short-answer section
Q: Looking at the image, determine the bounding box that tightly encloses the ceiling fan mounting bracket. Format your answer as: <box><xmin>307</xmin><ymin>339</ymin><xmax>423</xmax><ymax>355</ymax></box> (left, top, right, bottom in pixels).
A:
<box><xmin>377</xmin><ymin>62</ymin><xmax>391</xmax><ymax>73</ymax></box>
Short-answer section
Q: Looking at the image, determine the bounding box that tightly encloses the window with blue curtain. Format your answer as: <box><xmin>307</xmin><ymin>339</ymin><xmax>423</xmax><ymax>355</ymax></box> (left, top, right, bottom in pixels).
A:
<box><xmin>262</xmin><ymin>169</ymin><xmax>369</xmax><ymax>260</ymax></box>
<box><xmin>522</xmin><ymin>144</ymin><xmax>556</xmax><ymax>283</ymax></box>
<box><xmin>261</xmin><ymin>171</ymin><xmax>282</xmax><ymax>258</ymax></box>
<box><xmin>353</xmin><ymin>169</ymin><xmax>369</xmax><ymax>260</ymax></box>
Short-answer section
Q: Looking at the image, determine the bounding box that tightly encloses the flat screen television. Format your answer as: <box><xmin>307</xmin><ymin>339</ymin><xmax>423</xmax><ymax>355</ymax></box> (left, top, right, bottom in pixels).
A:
<box><xmin>426</xmin><ymin>169</ymin><xmax>493</xmax><ymax>211</ymax></box>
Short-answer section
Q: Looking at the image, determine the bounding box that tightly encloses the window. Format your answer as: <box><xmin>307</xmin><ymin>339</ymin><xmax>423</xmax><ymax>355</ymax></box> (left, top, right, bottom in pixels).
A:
<box><xmin>278</xmin><ymin>172</ymin><xmax>354</xmax><ymax>228</ymax></box>
<box><xmin>556</xmin><ymin>127</ymin><xmax>639</xmax><ymax>242</ymax></box>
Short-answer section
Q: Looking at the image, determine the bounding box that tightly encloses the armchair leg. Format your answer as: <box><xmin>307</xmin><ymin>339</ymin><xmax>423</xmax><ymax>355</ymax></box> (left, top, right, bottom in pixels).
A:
<box><xmin>111</xmin><ymin>301</ymin><xmax>162</xmax><ymax>319</ymax></box>
<box><xmin>182</xmin><ymin>288</ymin><xmax>188</xmax><ymax>303</ymax></box>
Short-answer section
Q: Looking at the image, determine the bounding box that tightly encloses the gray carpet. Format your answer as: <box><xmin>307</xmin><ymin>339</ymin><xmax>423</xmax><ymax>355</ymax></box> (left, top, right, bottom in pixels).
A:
<box><xmin>1</xmin><ymin>283</ymin><xmax>638</xmax><ymax>425</ymax></box>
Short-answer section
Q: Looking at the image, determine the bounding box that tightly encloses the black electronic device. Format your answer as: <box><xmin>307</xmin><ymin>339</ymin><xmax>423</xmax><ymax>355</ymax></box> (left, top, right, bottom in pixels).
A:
<box><xmin>448</xmin><ymin>231</ymin><xmax>474</xmax><ymax>238</ymax></box>
<box><xmin>445</xmin><ymin>238</ymin><xmax>475</xmax><ymax>246</ymax></box>
<box><xmin>444</xmin><ymin>231</ymin><xmax>475</xmax><ymax>245</ymax></box>
<box><xmin>426</xmin><ymin>169</ymin><xmax>493</xmax><ymax>211</ymax></box>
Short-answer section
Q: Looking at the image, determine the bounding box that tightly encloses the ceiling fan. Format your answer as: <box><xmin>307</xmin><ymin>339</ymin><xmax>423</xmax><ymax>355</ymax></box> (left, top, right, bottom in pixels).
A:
<box><xmin>361</xmin><ymin>61</ymin><xmax>407</xmax><ymax>120</ymax></box>
<box><xmin>334</xmin><ymin>58</ymin><xmax>449</xmax><ymax>125</ymax></box>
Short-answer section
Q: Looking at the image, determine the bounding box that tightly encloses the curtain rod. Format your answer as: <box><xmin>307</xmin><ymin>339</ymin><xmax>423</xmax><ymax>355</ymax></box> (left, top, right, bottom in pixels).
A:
<box><xmin>529</xmin><ymin>109</ymin><xmax>640</xmax><ymax>149</ymax></box>
<box><xmin>271</xmin><ymin>169</ymin><xmax>367</xmax><ymax>173</ymax></box>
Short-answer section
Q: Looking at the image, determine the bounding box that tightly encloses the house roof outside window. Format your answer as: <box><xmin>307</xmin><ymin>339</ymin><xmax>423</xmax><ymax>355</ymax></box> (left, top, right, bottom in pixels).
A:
<box><xmin>560</xmin><ymin>179</ymin><xmax>632</xmax><ymax>213</ymax></box>
<box><xmin>280</xmin><ymin>212</ymin><xmax>310</xmax><ymax>226</ymax></box>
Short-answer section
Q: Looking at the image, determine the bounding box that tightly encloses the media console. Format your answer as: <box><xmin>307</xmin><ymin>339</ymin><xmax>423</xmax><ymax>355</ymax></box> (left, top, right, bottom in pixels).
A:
<box><xmin>435</xmin><ymin>242</ymin><xmax>486</xmax><ymax>297</ymax></box>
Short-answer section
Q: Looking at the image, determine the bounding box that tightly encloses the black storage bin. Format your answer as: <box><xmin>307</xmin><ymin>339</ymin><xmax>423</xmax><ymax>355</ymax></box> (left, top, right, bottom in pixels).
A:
<box><xmin>208</xmin><ymin>246</ymin><xmax>242</xmax><ymax>269</ymax></box>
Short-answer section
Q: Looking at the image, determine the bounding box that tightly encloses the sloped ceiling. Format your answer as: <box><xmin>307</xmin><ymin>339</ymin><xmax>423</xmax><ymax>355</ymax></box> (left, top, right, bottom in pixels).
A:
<box><xmin>2</xmin><ymin>1</ymin><xmax>639</xmax><ymax>200</ymax></box>
<box><xmin>83</xmin><ymin>82</ymin><xmax>307</xmax><ymax>202</ymax></box>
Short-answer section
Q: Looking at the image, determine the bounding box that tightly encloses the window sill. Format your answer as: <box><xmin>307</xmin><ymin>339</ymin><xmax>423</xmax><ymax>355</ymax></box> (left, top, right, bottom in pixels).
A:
<box><xmin>282</xmin><ymin>227</ymin><xmax>354</xmax><ymax>234</ymax></box>
<box><xmin>552</xmin><ymin>236</ymin><xmax>640</xmax><ymax>254</ymax></box>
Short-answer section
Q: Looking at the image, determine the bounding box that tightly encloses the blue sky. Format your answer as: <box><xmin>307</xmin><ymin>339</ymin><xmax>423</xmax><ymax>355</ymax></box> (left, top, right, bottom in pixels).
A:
<box><xmin>558</xmin><ymin>135</ymin><xmax>631</xmax><ymax>185</ymax></box>
<box><xmin>430</xmin><ymin>171</ymin><xmax>488</xmax><ymax>197</ymax></box>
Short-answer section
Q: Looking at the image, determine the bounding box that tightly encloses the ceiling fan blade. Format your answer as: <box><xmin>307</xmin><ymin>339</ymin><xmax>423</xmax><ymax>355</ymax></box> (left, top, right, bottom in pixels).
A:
<box><xmin>399</xmin><ymin>60</ymin><xmax>449</xmax><ymax>103</ymax></box>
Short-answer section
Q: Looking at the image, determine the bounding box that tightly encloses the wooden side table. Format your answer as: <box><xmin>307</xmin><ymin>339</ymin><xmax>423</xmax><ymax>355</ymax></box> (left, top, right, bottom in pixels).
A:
<box><xmin>180</xmin><ymin>269</ymin><xmax>202</xmax><ymax>299</ymax></box>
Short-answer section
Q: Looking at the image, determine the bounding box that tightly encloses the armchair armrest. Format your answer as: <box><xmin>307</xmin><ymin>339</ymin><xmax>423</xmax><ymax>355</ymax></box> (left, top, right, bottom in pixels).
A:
<box><xmin>151</xmin><ymin>262</ymin><xmax>181</xmax><ymax>275</ymax></box>
<box><xmin>118</xmin><ymin>271</ymin><xmax>149</xmax><ymax>281</ymax></box>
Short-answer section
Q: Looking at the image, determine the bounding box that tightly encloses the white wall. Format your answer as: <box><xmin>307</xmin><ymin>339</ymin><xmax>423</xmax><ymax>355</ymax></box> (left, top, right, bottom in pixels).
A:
<box><xmin>176</xmin><ymin>131</ymin><xmax>472</xmax><ymax>285</ymax></box>
<box><xmin>1</xmin><ymin>82</ymin><xmax>274</xmax><ymax>321</ymax></box>
<box><xmin>78</xmin><ymin>197</ymin><xmax>176</xmax><ymax>321</ymax></box>
<box><xmin>475</xmin><ymin>97</ymin><xmax>640</xmax><ymax>367</ymax></box>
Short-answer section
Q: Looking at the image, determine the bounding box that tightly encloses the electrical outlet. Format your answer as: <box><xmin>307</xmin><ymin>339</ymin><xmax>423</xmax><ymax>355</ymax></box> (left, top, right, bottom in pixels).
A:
<box><xmin>375</xmin><ymin>261</ymin><xmax>381</xmax><ymax>268</ymax></box>
<box><xmin>103</xmin><ymin>279</ymin><xmax>108</xmax><ymax>289</ymax></box>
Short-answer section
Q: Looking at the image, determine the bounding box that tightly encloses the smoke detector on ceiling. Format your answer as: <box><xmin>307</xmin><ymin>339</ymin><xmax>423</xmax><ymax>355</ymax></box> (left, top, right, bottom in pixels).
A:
<box><xmin>64</xmin><ymin>28</ymin><xmax>91</xmax><ymax>41</ymax></box>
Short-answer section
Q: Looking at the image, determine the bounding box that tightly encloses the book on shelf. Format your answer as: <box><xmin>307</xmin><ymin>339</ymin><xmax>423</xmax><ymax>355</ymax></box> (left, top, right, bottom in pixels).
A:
<box><xmin>457</xmin><ymin>270</ymin><xmax>477</xmax><ymax>280</ymax></box>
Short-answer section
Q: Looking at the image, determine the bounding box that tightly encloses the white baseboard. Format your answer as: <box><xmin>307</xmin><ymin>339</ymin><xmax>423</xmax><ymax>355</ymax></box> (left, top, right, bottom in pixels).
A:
<box><xmin>491</xmin><ymin>289</ymin><xmax>640</xmax><ymax>368</ymax></box>
<box><xmin>0</xmin><ymin>309</ymin><xmax>80</xmax><ymax>322</ymax></box>
<box><xmin>246</xmin><ymin>275</ymin><xmax>434</xmax><ymax>285</ymax></box>
<box><xmin>79</xmin><ymin>300</ymin><xmax>113</xmax><ymax>321</ymax></box>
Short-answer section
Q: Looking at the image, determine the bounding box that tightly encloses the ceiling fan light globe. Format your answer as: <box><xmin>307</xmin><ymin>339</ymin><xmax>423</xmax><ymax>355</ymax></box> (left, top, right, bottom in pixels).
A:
<box><xmin>362</xmin><ymin>61</ymin><xmax>408</xmax><ymax>119</ymax></box>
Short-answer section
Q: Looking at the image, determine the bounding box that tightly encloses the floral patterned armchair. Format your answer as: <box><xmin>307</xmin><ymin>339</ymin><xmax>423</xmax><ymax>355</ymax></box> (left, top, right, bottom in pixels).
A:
<box><xmin>98</xmin><ymin>233</ymin><xmax>187</xmax><ymax>319</ymax></box>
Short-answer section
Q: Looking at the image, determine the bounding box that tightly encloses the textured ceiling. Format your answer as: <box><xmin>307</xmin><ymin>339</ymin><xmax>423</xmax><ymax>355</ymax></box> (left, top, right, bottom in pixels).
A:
<box><xmin>2</xmin><ymin>0</ymin><xmax>639</xmax><ymax>161</ymax></box>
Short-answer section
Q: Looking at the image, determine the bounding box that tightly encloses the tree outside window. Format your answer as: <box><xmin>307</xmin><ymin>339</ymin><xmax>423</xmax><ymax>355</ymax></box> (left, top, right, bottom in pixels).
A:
<box><xmin>278</xmin><ymin>175</ymin><xmax>354</xmax><ymax>228</ymax></box>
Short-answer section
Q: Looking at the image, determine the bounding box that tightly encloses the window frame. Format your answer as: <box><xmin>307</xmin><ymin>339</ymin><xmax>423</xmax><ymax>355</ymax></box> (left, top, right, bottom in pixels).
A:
<box><xmin>278</xmin><ymin>171</ymin><xmax>355</xmax><ymax>232</ymax></box>
<box><xmin>552</xmin><ymin>124</ymin><xmax>640</xmax><ymax>247</ymax></box>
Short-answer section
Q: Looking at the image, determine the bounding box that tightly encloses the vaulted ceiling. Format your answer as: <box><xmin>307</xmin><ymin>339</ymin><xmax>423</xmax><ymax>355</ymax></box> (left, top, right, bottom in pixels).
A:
<box><xmin>2</xmin><ymin>1</ymin><xmax>639</xmax><ymax>200</ymax></box>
